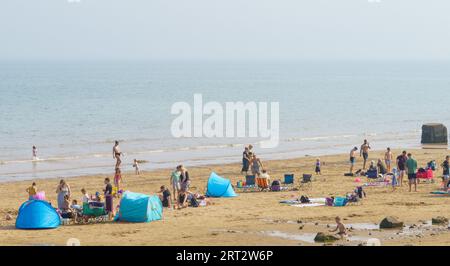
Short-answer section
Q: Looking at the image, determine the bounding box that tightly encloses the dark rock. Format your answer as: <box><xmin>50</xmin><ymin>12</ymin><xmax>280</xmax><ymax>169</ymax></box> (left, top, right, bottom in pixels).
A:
<box><xmin>314</xmin><ymin>232</ymin><xmax>340</xmax><ymax>243</ymax></box>
<box><xmin>380</xmin><ymin>216</ymin><xmax>404</xmax><ymax>229</ymax></box>
<box><xmin>432</xmin><ymin>216</ymin><xmax>448</xmax><ymax>225</ymax></box>
<box><xmin>421</xmin><ymin>123</ymin><xmax>448</xmax><ymax>144</ymax></box>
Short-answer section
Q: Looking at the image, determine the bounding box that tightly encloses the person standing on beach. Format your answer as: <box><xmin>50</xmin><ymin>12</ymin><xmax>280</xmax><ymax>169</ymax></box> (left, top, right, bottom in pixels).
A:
<box><xmin>384</xmin><ymin>147</ymin><xmax>393</xmax><ymax>173</ymax></box>
<box><xmin>56</xmin><ymin>179</ymin><xmax>71</xmax><ymax>210</ymax></box>
<box><xmin>113</xmin><ymin>141</ymin><xmax>122</xmax><ymax>169</ymax></box>
<box><xmin>170</xmin><ymin>167</ymin><xmax>181</xmax><ymax>202</ymax></box>
<box><xmin>241</xmin><ymin>146</ymin><xmax>251</xmax><ymax>175</ymax></box>
<box><xmin>440</xmin><ymin>156</ymin><xmax>450</xmax><ymax>189</ymax></box>
<box><xmin>26</xmin><ymin>182</ymin><xmax>37</xmax><ymax>200</ymax></box>
<box><xmin>251</xmin><ymin>154</ymin><xmax>264</xmax><ymax>177</ymax></box>
<box><xmin>349</xmin><ymin>147</ymin><xmax>358</xmax><ymax>174</ymax></box>
<box><xmin>180</xmin><ymin>165</ymin><xmax>190</xmax><ymax>192</ymax></box>
<box><xmin>396</xmin><ymin>151</ymin><xmax>408</xmax><ymax>187</ymax></box>
<box><xmin>360</xmin><ymin>140</ymin><xmax>371</xmax><ymax>170</ymax></box>
<box><xmin>406</xmin><ymin>153</ymin><xmax>418</xmax><ymax>192</ymax></box>
<box><xmin>32</xmin><ymin>146</ymin><xmax>38</xmax><ymax>161</ymax></box>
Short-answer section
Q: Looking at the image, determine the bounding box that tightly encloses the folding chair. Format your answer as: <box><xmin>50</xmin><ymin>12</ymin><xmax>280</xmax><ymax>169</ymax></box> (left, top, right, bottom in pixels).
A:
<box><xmin>299</xmin><ymin>174</ymin><xmax>312</xmax><ymax>189</ymax></box>
<box><xmin>256</xmin><ymin>177</ymin><xmax>270</xmax><ymax>191</ymax></box>
<box><xmin>284</xmin><ymin>174</ymin><xmax>294</xmax><ymax>185</ymax></box>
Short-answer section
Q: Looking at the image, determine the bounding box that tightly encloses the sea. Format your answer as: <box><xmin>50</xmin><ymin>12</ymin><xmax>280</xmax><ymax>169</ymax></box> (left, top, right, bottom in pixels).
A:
<box><xmin>1</xmin><ymin>60</ymin><xmax>450</xmax><ymax>181</ymax></box>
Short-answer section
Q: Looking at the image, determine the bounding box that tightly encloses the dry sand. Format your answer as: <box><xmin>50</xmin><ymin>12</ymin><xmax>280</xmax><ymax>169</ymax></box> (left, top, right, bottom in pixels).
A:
<box><xmin>0</xmin><ymin>149</ymin><xmax>449</xmax><ymax>246</ymax></box>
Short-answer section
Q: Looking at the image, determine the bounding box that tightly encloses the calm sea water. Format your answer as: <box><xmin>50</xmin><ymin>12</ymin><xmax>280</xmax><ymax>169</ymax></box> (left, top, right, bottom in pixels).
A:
<box><xmin>1</xmin><ymin>60</ymin><xmax>450</xmax><ymax>181</ymax></box>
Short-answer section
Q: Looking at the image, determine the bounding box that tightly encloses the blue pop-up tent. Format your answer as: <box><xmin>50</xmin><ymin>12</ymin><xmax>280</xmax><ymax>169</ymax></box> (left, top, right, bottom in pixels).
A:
<box><xmin>16</xmin><ymin>200</ymin><xmax>61</xmax><ymax>229</ymax></box>
<box><xmin>206</xmin><ymin>172</ymin><xmax>237</xmax><ymax>197</ymax></box>
<box><xmin>115</xmin><ymin>191</ymin><xmax>163</xmax><ymax>223</ymax></box>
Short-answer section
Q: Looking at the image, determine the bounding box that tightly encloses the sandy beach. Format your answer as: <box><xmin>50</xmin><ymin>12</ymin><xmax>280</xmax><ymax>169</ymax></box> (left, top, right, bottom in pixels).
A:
<box><xmin>1</xmin><ymin>148</ymin><xmax>449</xmax><ymax>246</ymax></box>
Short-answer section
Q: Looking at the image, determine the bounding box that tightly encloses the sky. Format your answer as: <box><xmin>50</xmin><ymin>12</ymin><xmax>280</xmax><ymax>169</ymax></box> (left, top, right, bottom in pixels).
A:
<box><xmin>1</xmin><ymin>0</ymin><xmax>450</xmax><ymax>60</ymax></box>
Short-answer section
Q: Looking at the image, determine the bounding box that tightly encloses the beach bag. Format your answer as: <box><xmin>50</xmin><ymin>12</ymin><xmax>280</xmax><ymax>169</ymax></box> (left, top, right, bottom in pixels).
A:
<box><xmin>334</xmin><ymin>197</ymin><xmax>347</xmax><ymax>207</ymax></box>
<box><xmin>271</xmin><ymin>180</ymin><xmax>281</xmax><ymax>191</ymax></box>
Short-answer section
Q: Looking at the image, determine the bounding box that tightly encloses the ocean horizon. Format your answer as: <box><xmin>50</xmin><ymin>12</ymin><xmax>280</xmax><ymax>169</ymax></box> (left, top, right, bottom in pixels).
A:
<box><xmin>1</xmin><ymin>59</ymin><xmax>450</xmax><ymax>181</ymax></box>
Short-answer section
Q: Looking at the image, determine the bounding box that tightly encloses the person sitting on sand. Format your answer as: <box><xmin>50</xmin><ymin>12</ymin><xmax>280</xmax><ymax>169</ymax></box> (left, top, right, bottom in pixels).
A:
<box><xmin>329</xmin><ymin>216</ymin><xmax>347</xmax><ymax>239</ymax></box>
<box><xmin>81</xmin><ymin>188</ymin><xmax>90</xmax><ymax>203</ymax></box>
<box><xmin>26</xmin><ymin>182</ymin><xmax>37</xmax><ymax>200</ymax></box>
<box><xmin>60</xmin><ymin>194</ymin><xmax>76</xmax><ymax>219</ymax></box>
<box><xmin>177</xmin><ymin>190</ymin><xmax>189</xmax><ymax>209</ymax></box>
<box><xmin>158</xmin><ymin>185</ymin><xmax>171</xmax><ymax>208</ymax></box>
<box><xmin>368</xmin><ymin>161</ymin><xmax>377</xmax><ymax>172</ymax></box>
<box><xmin>377</xmin><ymin>159</ymin><xmax>387</xmax><ymax>175</ymax></box>
<box><xmin>133</xmin><ymin>159</ymin><xmax>141</xmax><ymax>175</ymax></box>
<box><xmin>71</xmin><ymin>199</ymin><xmax>82</xmax><ymax>211</ymax></box>
<box><xmin>349</xmin><ymin>147</ymin><xmax>358</xmax><ymax>174</ymax></box>
<box><xmin>260</xmin><ymin>169</ymin><xmax>271</xmax><ymax>183</ymax></box>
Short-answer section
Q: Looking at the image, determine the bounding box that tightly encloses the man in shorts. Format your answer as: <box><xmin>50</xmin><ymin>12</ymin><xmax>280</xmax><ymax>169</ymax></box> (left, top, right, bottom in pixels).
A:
<box><xmin>396</xmin><ymin>150</ymin><xmax>408</xmax><ymax>187</ymax></box>
<box><xmin>406</xmin><ymin>153</ymin><xmax>418</xmax><ymax>192</ymax></box>
<box><xmin>360</xmin><ymin>139</ymin><xmax>371</xmax><ymax>170</ymax></box>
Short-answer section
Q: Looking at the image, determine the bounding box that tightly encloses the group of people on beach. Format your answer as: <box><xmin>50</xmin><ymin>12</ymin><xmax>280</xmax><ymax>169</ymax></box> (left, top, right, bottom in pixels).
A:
<box><xmin>345</xmin><ymin>139</ymin><xmax>450</xmax><ymax>193</ymax></box>
<box><xmin>241</xmin><ymin>144</ymin><xmax>265</xmax><ymax>177</ymax></box>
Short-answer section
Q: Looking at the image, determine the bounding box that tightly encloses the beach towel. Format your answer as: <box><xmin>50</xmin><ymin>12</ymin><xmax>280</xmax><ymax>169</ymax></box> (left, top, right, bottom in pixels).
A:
<box><xmin>291</xmin><ymin>203</ymin><xmax>325</xmax><ymax>208</ymax></box>
<box><xmin>430</xmin><ymin>191</ymin><xmax>449</xmax><ymax>195</ymax></box>
<box><xmin>279</xmin><ymin>198</ymin><xmax>326</xmax><ymax>205</ymax></box>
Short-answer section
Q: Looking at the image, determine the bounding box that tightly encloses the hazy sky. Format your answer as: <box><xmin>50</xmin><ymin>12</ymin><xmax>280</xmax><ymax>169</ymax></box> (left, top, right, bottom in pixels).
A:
<box><xmin>1</xmin><ymin>0</ymin><xmax>450</xmax><ymax>60</ymax></box>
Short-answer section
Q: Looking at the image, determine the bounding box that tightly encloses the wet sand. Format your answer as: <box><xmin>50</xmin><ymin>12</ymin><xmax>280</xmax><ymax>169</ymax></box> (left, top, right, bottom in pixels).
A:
<box><xmin>0</xmin><ymin>148</ymin><xmax>449</xmax><ymax>246</ymax></box>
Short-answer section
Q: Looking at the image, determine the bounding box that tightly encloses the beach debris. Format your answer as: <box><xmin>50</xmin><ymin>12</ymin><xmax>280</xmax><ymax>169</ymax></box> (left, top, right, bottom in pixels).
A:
<box><xmin>314</xmin><ymin>232</ymin><xmax>339</xmax><ymax>243</ymax></box>
<box><xmin>297</xmin><ymin>220</ymin><xmax>302</xmax><ymax>224</ymax></box>
<box><xmin>431</xmin><ymin>216</ymin><xmax>448</xmax><ymax>225</ymax></box>
<box><xmin>298</xmin><ymin>225</ymin><xmax>304</xmax><ymax>230</ymax></box>
<box><xmin>380</xmin><ymin>216</ymin><xmax>404</xmax><ymax>229</ymax></box>
<box><xmin>365</xmin><ymin>238</ymin><xmax>381</xmax><ymax>246</ymax></box>
<box><xmin>5</xmin><ymin>214</ymin><xmax>12</xmax><ymax>221</ymax></box>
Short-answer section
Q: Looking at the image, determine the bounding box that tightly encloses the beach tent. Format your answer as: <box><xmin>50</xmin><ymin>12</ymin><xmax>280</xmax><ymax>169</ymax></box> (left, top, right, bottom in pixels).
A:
<box><xmin>206</xmin><ymin>172</ymin><xmax>237</xmax><ymax>198</ymax></box>
<box><xmin>115</xmin><ymin>191</ymin><xmax>162</xmax><ymax>223</ymax></box>
<box><xmin>16</xmin><ymin>200</ymin><xmax>60</xmax><ymax>229</ymax></box>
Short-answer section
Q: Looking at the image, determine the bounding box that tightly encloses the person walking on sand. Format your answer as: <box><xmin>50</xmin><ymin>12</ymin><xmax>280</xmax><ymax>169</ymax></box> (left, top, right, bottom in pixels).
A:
<box><xmin>133</xmin><ymin>159</ymin><xmax>141</xmax><ymax>175</ymax></box>
<box><xmin>360</xmin><ymin>139</ymin><xmax>371</xmax><ymax>170</ymax></box>
<box><xmin>396</xmin><ymin>150</ymin><xmax>408</xmax><ymax>187</ymax></box>
<box><xmin>349</xmin><ymin>147</ymin><xmax>358</xmax><ymax>174</ymax></box>
<box><xmin>385</xmin><ymin>147</ymin><xmax>393</xmax><ymax>173</ymax></box>
<box><xmin>406</xmin><ymin>153</ymin><xmax>418</xmax><ymax>192</ymax></box>
<box><xmin>113</xmin><ymin>141</ymin><xmax>123</xmax><ymax>169</ymax></box>
<box><xmin>32</xmin><ymin>146</ymin><xmax>38</xmax><ymax>161</ymax></box>
<box><xmin>56</xmin><ymin>179</ymin><xmax>71</xmax><ymax>210</ymax></box>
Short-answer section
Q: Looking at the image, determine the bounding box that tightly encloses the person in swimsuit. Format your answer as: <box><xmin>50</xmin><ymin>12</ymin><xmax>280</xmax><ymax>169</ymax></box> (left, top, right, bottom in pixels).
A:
<box><xmin>360</xmin><ymin>139</ymin><xmax>371</xmax><ymax>170</ymax></box>
<box><xmin>32</xmin><ymin>146</ymin><xmax>38</xmax><ymax>161</ymax></box>
<box><xmin>251</xmin><ymin>154</ymin><xmax>264</xmax><ymax>177</ymax></box>
<box><xmin>329</xmin><ymin>216</ymin><xmax>347</xmax><ymax>240</ymax></box>
<box><xmin>349</xmin><ymin>147</ymin><xmax>358</xmax><ymax>174</ymax></box>
<box><xmin>170</xmin><ymin>167</ymin><xmax>182</xmax><ymax>202</ymax></box>
<box><xmin>113</xmin><ymin>141</ymin><xmax>122</xmax><ymax>169</ymax></box>
<box><xmin>114</xmin><ymin>167</ymin><xmax>122</xmax><ymax>191</ymax></box>
<box><xmin>384</xmin><ymin>147</ymin><xmax>393</xmax><ymax>173</ymax></box>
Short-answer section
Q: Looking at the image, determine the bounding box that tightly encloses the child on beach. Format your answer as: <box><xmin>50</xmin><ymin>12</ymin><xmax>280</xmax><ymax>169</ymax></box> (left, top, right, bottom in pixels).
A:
<box><xmin>349</xmin><ymin>147</ymin><xmax>358</xmax><ymax>174</ymax></box>
<box><xmin>26</xmin><ymin>182</ymin><xmax>37</xmax><ymax>200</ymax></box>
<box><xmin>81</xmin><ymin>188</ymin><xmax>90</xmax><ymax>203</ymax></box>
<box><xmin>158</xmin><ymin>185</ymin><xmax>172</xmax><ymax>208</ymax></box>
<box><xmin>114</xmin><ymin>168</ymin><xmax>122</xmax><ymax>191</ymax></box>
<box><xmin>315</xmin><ymin>158</ymin><xmax>321</xmax><ymax>175</ymax></box>
<box><xmin>170</xmin><ymin>167</ymin><xmax>182</xmax><ymax>202</ymax></box>
<box><xmin>329</xmin><ymin>216</ymin><xmax>347</xmax><ymax>239</ymax></box>
<box><xmin>133</xmin><ymin>159</ymin><xmax>141</xmax><ymax>175</ymax></box>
